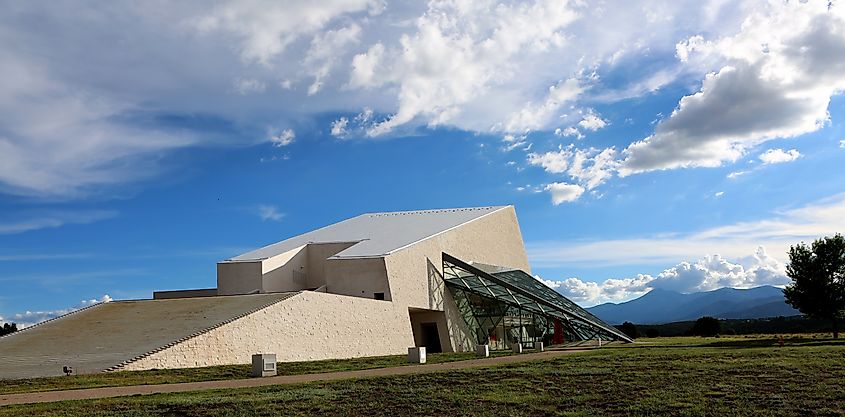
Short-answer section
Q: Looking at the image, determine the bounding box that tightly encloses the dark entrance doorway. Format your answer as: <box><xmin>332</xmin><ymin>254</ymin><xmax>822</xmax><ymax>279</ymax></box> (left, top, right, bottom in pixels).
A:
<box><xmin>421</xmin><ymin>322</ymin><xmax>442</xmax><ymax>353</ymax></box>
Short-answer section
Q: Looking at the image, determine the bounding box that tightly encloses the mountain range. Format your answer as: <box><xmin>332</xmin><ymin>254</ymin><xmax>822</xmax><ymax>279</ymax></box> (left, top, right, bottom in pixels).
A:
<box><xmin>586</xmin><ymin>285</ymin><xmax>800</xmax><ymax>325</ymax></box>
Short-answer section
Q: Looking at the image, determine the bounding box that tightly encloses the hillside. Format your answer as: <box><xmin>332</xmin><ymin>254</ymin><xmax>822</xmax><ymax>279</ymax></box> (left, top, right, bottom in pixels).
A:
<box><xmin>587</xmin><ymin>285</ymin><xmax>799</xmax><ymax>324</ymax></box>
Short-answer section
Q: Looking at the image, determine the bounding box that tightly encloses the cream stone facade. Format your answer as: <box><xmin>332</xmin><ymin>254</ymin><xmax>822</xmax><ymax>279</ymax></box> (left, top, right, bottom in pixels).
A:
<box><xmin>120</xmin><ymin>292</ymin><xmax>413</xmax><ymax>371</ymax></box>
<box><xmin>0</xmin><ymin>206</ymin><xmax>630</xmax><ymax>379</ymax></box>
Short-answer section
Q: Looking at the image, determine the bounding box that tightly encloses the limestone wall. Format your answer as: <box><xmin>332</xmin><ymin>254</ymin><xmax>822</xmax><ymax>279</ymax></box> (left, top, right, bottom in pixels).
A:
<box><xmin>384</xmin><ymin>206</ymin><xmax>530</xmax><ymax>310</ymax></box>
<box><xmin>383</xmin><ymin>206</ymin><xmax>529</xmax><ymax>352</ymax></box>
<box><xmin>120</xmin><ymin>291</ymin><xmax>414</xmax><ymax>371</ymax></box>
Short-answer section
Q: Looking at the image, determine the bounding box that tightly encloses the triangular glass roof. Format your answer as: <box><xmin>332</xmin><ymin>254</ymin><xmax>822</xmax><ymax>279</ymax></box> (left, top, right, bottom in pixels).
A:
<box><xmin>442</xmin><ymin>253</ymin><xmax>632</xmax><ymax>343</ymax></box>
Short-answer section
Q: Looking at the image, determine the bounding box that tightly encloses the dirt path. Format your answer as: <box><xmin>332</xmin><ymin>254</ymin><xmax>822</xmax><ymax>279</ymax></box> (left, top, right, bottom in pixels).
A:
<box><xmin>0</xmin><ymin>349</ymin><xmax>588</xmax><ymax>406</ymax></box>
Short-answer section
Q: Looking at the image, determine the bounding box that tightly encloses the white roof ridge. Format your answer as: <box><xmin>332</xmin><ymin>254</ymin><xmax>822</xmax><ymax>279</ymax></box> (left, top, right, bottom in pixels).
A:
<box><xmin>227</xmin><ymin>205</ymin><xmax>512</xmax><ymax>262</ymax></box>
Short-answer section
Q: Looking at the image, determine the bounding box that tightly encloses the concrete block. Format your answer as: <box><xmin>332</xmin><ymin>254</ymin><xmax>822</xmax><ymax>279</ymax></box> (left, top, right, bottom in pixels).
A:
<box><xmin>512</xmin><ymin>343</ymin><xmax>523</xmax><ymax>354</ymax></box>
<box><xmin>251</xmin><ymin>353</ymin><xmax>277</xmax><ymax>377</ymax></box>
<box><xmin>535</xmin><ymin>342</ymin><xmax>544</xmax><ymax>352</ymax></box>
<box><xmin>475</xmin><ymin>344</ymin><xmax>490</xmax><ymax>358</ymax></box>
<box><xmin>408</xmin><ymin>347</ymin><xmax>426</xmax><ymax>364</ymax></box>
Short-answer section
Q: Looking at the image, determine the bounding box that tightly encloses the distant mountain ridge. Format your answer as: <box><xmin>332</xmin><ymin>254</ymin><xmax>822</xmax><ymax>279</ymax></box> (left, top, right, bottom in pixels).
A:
<box><xmin>586</xmin><ymin>285</ymin><xmax>800</xmax><ymax>325</ymax></box>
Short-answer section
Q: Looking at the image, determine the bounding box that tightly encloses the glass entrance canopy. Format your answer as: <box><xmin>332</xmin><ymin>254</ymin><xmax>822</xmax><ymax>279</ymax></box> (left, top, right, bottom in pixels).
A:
<box><xmin>442</xmin><ymin>253</ymin><xmax>632</xmax><ymax>349</ymax></box>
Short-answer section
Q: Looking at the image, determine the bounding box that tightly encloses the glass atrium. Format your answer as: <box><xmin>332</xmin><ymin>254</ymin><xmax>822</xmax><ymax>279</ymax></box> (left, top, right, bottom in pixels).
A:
<box><xmin>442</xmin><ymin>253</ymin><xmax>632</xmax><ymax>350</ymax></box>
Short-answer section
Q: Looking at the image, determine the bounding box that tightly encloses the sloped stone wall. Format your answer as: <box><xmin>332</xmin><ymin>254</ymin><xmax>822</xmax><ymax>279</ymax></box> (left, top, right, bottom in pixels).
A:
<box><xmin>121</xmin><ymin>292</ymin><xmax>414</xmax><ymax>371</ymax></box>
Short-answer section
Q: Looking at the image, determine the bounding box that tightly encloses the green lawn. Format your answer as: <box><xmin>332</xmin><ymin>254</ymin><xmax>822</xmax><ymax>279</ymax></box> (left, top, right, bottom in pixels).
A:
<box><xmin>3</xmin><ymin>336</ymin><xmax>844</xmax><ymax>416</ymax></box>
<box><xmin>0</xmin><ymin>350</ymin><xmax>513</xmax><ymax>395</ymax></box>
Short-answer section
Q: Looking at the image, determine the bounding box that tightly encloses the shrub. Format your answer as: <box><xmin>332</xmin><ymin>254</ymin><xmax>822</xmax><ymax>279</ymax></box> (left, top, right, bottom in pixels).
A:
<box><xmin>691</xmin><ymin>316</ymin><xmax>721</xmax><ymax>337</ymax></box>
<box><xmin>619</xmin><ymin>321</ymin><xmax>639</xmax><ymax>339</ymax></box>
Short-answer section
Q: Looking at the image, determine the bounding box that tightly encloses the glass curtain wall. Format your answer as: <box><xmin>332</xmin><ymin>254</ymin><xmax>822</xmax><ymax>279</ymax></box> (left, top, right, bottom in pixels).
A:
<box><xmin>442</xmin><ymin>253</ymin><xmax>632</xmax><ymax>349</ymax></box>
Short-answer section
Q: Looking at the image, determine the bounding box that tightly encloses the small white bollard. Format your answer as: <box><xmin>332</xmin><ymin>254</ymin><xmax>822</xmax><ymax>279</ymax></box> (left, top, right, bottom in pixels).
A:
<box><xmin>511</xmin><ymin>342</ymin><xmax>523</xmax><ymax>354</ymax></box>
<box><xmin>251</xmin><ymin>353</ymin><xmax>277</xmax><ymax>377</ymax></box>
<box><xmin>535</xmin><ymin>341</ymin><xmax>544</xmax><ymax>352</ymax></box>
<box><xmin>408</xmin><ymin>346</ymin><xmax>426</xmax><ymax>364</ymax></box>
<box><xmin>475</xmin><ymin>344</ymin><xmax>490</xmax><ymax>358</ymax></box>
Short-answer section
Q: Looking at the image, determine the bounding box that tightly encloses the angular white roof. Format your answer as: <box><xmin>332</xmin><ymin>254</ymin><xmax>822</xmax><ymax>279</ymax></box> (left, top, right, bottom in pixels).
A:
<box><xmin>227</xmin><ymin>206</ymin><xmax>509</xmax><ymax>261</ymax></box>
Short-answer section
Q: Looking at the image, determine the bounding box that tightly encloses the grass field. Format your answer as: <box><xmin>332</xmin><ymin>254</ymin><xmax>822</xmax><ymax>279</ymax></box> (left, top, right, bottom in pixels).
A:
<box><xmin>0</xmin><ymin>351</ymin><xmax>514</xmax><ymax>395</ymax></box>
<box><xmin>2</xmin><ymin>335</ymin><xmax>844</xmax><ymax>416</ymax></box>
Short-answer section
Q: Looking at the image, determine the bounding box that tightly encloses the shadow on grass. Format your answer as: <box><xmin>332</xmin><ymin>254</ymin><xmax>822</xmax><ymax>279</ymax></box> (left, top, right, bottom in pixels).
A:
<box><xmin>699</xmin><ymin>337</ymin><xmax>845</xmax><ymax>349</ymax></box>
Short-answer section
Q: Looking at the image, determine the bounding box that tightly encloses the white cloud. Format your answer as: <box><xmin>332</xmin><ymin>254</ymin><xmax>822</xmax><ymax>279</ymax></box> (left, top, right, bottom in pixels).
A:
<box><xmin>577</xmin><ymin>111</ymin><xmax>608</xmax><ymax>131</ymax></box>
<box><xmin>502</xmin><ymin>134</ymin><xmax>529</xmax><ymax>152</ymax></box>
<box><xmin>503</xmin><ymin>78</ymin><xmax>584</xmax><ymax>133</ymax></box>
<box><xmin>540</xmin><ymin>274</ymin><xmax>653</xmax><ymax>305</ymax></box>
<box><xmin>528</xmin><ymin>146</ymin><xmax>618</xmax><ymax>193</ymax></box>
<box><xmin>330</xmin><ymin>117</ymin><xmax>349</xmax><ymax>137</ymax></box>
<box><xmin>0</xmin><ymin>210</ymin><xmax>117</xmax><ymax>235</ymax></box>
<box><xmin>840</xmin><ymin>140</ymin><xmax>845</xmax><ymax>149</ymax></box>
<box><xmin>727</xmin><ymin>170</ymin><xmax>748</xmax><ymax>179</ymax></box>
<box><xmin>257</xmin><ymin>204</ymin><xmax>284</xmax><ymax>221</ymax></box>
<box><xmin>0</xmin><ymin>48</ymin><xmax>198</xmax><ymax>197</ymax></box>
<box><xmin>233</xmin><ymin>77</ymin><xmax>266</xmax><ymax>95</ymax></box>
<box><xmin>270</xmin><ymin>129</ymin><xmax>295</xmax><ymax>147</ymax></box>
<box><xmin>527</xmin><ymin>192</ymin><xmax>845</xmax><ymax>268</ymax></box>
<box><xmin>545</xmin><ymin>182</ymin><xmax>585</xmax><ymax>205</ymax></box>
<box><xmin>194</xmin><ymin>0</ymin><xmax>380</xmax><ymax>65</ymax></box>
<box><xmin>715</xmin><ymin>191</ymin><xmax>724</xmax><ymax>197</ymax></box>
<box><xmin>555</xmin><ymin>126</ymin><xmax>583</xmax><ymax>140</ymax></box>
<box><xmin>568</xmin><ymin>147</ymin><xmax>619</xmax><ymax>190</ymax></box>
<box><xmin>1</xmin><ymin>1</ymin><xmax>837</xmax><ymax>200</ymax></box>
<box><xmin>538</xmin><ymin>246</ymin><xmax>788</xmax><ymax>306</ymax></box>
<box><xmin>759</xmin><ymin>148</ymin><xmax>801</xmax><ymax>164</ymax></box>
<box><xmin>527</xmin><ymin>146</ymin><xmax>573</xmax><ymax>174</ymax></box>
<box><xmin>304</xmin><ymin>23</ymin><xmax>362</xmax><ymax>95</ymax></box>
<box><xmin>348</xmin><ymin>43</ymin><xmax>386</xmax><ymax>90</ymax></box>
<box><xmin>619</xmin><ymin>1</ymin><xmax>845</xmax><ymax>176</ymax></box>
<box><xmin>348</xmin><ymin>1</ymin><xmax>582</xmax><ymax>136</ymax></box>
<box><xmin>652</xmin><ymin>246</ymin><xmax>787</xmax><ymax>293</ymax></box>
<box><xmin>6</xmin><ymin>295</ymin><xmax>112</xmax><ymax>328</ymax></box>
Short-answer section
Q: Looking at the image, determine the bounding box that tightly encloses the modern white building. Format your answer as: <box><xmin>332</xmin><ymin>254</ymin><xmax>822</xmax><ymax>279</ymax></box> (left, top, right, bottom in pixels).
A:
<box><xmin>0</xmin><ymin>206</ymin><xmax>630</xmax><ymax>379</ymax></box>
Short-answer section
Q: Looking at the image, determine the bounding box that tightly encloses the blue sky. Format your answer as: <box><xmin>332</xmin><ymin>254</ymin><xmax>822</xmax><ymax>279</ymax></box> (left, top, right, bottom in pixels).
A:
<box><xmin>2</xmin><ymin>0</ymin><xmax>845</xmax><ymax>326</ymax></box>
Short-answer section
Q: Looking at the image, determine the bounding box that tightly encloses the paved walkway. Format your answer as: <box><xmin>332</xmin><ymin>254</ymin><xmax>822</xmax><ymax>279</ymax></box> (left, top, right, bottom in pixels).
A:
<box><xmin>0</xmin><ymin>349</ymin><xmax>588</xmax><ymax>406</ymax></box>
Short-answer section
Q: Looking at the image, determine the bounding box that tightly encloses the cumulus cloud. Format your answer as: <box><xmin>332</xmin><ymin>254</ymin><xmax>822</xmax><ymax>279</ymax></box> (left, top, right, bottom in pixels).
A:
<box><xmin>5</xmin><ymin>295</ymin><xmax>112</xmax><ymax>328</ymax></box>
<box><xmin>539</xmin><ymin>246</ymin><xmax>788</xmax><ymax>306</ymax></box>
<box><xmin>545</xmin><ymin>182</ymin><xmax>585</xmax><ymax>205</ymax></box>
<box><xmin>577</xmin><ymin>111</ymin><xmax>608</xmax><ymax>131</ymax></box>
<box><xmin>541</xmin><ymin>274</ymin><xmax>653</xmax><ymax>305</ymax></box>
<box><xmin>555</xmin><ymin>126</ymin><xmax>583</xmax><ymax>140</ymax></box>
<box><xmin>330</xmin><ymin>117</ymin><xmax>349</xmax><ymax>137</ymax></box>
<box><xmin>568</xmin><ymin>148</ymin><xmax>619</xmax><ymax>190</ymax></box>
<box><xmin>256</xmin><ymin>204</ymin><xmax>284</xmax><ymax>221</ymax></box>
<box><xmin>619</xmin><ymin>1</ymin><xmax>845</xmax><ymax>176</ymax></box>
<box><xmin>304</xmin><ymin>23</ymin><xmax>362</xmax><ymax>95</ymax></box>
<box><xmin>528</xmin><ymin>146</ymin><xmax>618</xmax><ymax>194</ymax></box>
<box><xmin>503</xmin><ymin>78</ymin><xmax>584</xmax><ymax>133</ymax></box>
<box><xmin>651</xmin><ymin>246</ymin><xmax>787</xmax><ymax>293</ymax></box>
<box><xmin>195</xmin><ymin>0</ymin><xmax>380</xmax><ymax>65</ymax></box>
<box><xmin>759</xmin><ymin>148</ymin><xmax>801</xmax><ymax>164</ymax></box>
<box><xmin>840</xmin><ymin>140</ymin><xmax>845</xmax><ymax>149</ymax></box>
<box><xmin>348</xmin><ymin>0</ymin><xmax>581</xmax><ymax>136</ymax></box>
<box><xmin>527</xmin><ymin>146</ymin><xmax>573</xmax><ymax>174</ymax></box>
<box><xmin>270</xmin><ymin>129</ymin><xmax>295</xmax><ymax>147</ymax></box>
<box><xmin>1</xmin><ymin>1</ymin><xmax>836</xmax><ymax>199</ymax></box>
